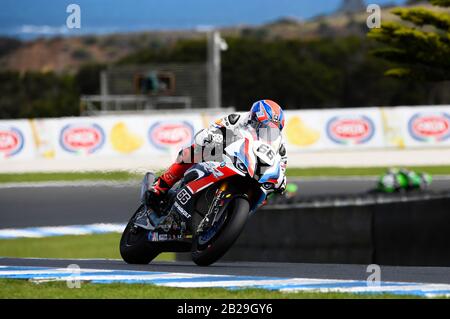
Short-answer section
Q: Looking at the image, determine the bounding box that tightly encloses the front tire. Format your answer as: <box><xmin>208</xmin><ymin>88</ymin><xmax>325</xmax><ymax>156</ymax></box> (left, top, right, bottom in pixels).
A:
<box><xmin>120</xmin><ymin>205</ymin><xmax>159</xmax><ymax>264</ymax></box>
<box><xmin>191</xmin><ymin>197</ymin><xmax>250</xmax><ymax>266</ymax></box>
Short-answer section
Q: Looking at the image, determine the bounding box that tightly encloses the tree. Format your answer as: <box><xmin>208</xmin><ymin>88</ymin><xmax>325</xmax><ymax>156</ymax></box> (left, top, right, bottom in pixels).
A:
<box><xmin>368</xmin><ymin>0</ymin><xmax>450</xmax><ymax>81</ymax></box>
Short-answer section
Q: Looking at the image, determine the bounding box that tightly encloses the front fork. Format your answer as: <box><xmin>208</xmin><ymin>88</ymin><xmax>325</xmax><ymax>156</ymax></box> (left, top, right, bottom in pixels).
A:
<box><xmin>196</xmin><ymin>182</ymin><xmax>247</xmax><ymax>234</ymax></box>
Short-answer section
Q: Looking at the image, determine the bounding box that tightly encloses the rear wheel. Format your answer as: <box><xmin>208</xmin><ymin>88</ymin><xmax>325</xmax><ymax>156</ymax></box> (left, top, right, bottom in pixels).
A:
<box><xmin>120</xmin><ymin>205</ymin><xmax>159</xmax><ymax>264</ymax></box>
<box><xmin>191</xmin><ymin>197</ymin><xmax>249</xmax><ymax>266</ymax></box>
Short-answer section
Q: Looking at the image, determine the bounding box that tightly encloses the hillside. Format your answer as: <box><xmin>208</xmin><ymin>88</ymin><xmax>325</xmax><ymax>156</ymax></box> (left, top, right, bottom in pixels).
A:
<box><xmin>0</xmin><ymin>1</ymin><xmax>447</xmax><ymax>73</ymax></box>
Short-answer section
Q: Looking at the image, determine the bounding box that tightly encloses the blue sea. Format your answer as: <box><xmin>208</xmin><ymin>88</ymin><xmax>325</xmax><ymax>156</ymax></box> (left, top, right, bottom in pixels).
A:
<box><xmin>0</xmin><ymin>0</ymin><xmax>406</xmax><ymax>40</ymax></box>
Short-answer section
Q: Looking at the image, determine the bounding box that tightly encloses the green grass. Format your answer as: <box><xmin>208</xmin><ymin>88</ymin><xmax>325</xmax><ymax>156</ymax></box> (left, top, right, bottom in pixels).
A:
<box><xmin>1</xmin><ymin>165</ymin><xmax>449</xmax><ymax>184</ymax></box>
<box><xmin>0</xmin><ymin>234</ymin><xmax>428</xmax><ymax>299</ymax></box>
<box><xmin>0</xmin><ymin>233</ymin><xmax>174</xmax><ymax>261</ymax></box>
<box><xmin>0</xmin><ymin>171</ymin><xmax>139</xmax><ymax>183</ymax></box>
<box><xmin>0</xmin><ymin>279</ymin><xmax>423</xmax><ymax>299</ymax></box>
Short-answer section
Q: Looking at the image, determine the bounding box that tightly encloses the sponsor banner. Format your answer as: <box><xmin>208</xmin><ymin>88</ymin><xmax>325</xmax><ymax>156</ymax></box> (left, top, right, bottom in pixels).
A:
<box><xmin>3</xmin><ymin>106</ymin><xmax>450</xmax><ymax>161</ymax></box>
<box><xmin>284</xmin><ymin>108</ymin><xmax>384</xmax><ymax>151</ymax></box>
<box><xmin>148</xmin><ymin>121</ymin><xmax>195</xmax><ymax>151</ymax></box>
<box><xmin>60</xmin><ymin>123</ymin><xmax>105</xmax><ymax>154</ymax></box>
<box><xmin>325</xmin><ymin>115</ymin><xmax>375</xmax><ymax>146</ymax></box>
<box><xmin>53</xmin><ymin>118</ymin><xmax>108</xmax><ymax>158</ymax></box>
<box><xmin>322</xmin><ymin>108</ymin><xmax>383</xmax><ymax>148</ymax></box>
<box><xmin>29</xmin><ymin>119</ymin><xmax>57</xmax><ymax>159</ymax></box>
<box><xmin>52</xmin><ymin>115</ymin><xmax>203</xmax><ymax>158</ymax></box>
<box><xmin>106</xmin><ymin>117</ymin><xmax>147</xmax><ymax>156</ymax></box>
<box><xmin>379</xmin><ymin>107</ymin><xmax>407</xmax><ymax>149</ymax></box>
<box><xmin>145</xmin><ymin>115</ymin><xmax>203</xmax><ymax>155</ymax></box>
<box><xmin>0</xmin><ymin>126</ymin><xmax>24</xmax><ymax>158</ymax></box>
<box><xmin>0</xmin><ymin>120</ymin><xmax>35</xmax><ymax>160</ymax></box>
<box><xmin>407</xmin><ymin>110</ymin><xmax>450</xmax><ymax>144</ymax></box>
<box><xmin>381</xmin><ymin>106</ymin><xmax>450</xmax><ymax>148</ymax></box>
<box><xmin>284</xmin><ymin>110</ymin><xmax>324</xmax><ymax>151</ymax></box>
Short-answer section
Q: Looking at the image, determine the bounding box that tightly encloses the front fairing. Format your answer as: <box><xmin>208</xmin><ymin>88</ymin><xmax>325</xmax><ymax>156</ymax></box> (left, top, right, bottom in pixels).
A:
<box><xmin>223</xmin><ymin>126</ymin><xmax>283</xmax><ymax>213</ymax></box>
<box><xmin>224</xmin><ymin>129</ymin><xmax>259</xmax><ymax>178</ymax></box>
<box><xmin>225</xmin><ymin>126</ymin><xmax>282</xmax><ymax>181</ymax></box>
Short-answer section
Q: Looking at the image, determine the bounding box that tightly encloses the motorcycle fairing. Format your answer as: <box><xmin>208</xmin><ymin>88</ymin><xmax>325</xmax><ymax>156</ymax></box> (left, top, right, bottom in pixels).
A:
<box><xmin>184</xmin><ymin>162</ymin><xmax>242</xmax><ymax>195</ymax></box>
<box><xmin>225</xmin><ymin>130</ymin><xmax>258</xmax><ymax>178</ymax></box>
<box><xmin>258</xmin><ymin>161</ymin><xmax>281</xmax><ymax>184</ymax></box>
<box><xmin>225</xmin><ymin>128</ymin><xmax>281</xmax><ymax>186</ymax></box>
<box><xmin>169</xmin><ymin>162</ymin><xmax>242</xmax><ymax>221</ymax></box>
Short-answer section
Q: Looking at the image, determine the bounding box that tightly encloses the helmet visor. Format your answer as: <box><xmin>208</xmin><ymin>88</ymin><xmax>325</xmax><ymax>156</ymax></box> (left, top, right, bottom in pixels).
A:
<box><xmin>255</xmin><ymin>121</ymin><xmax>281</xmax><ymax>143</ymax></box>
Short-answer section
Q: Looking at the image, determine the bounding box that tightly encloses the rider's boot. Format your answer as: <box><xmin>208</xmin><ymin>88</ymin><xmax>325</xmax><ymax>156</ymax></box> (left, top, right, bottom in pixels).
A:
<box><xmin>144</xmin><ymin>178</ymin><xmax>170</xmax><ymax>213</ymax></box>
<box><xmin>134</xmin><ymin>174</ymin><xmax>172</xmax><ymax>229</ymax></box>
<box><xmin>139</xmin><ymin>162</ymin><xmax>193</xmax><ymax>237</ymax></box>
<box><xmin>145</xmin><ymin>161</ymin><xmax>193</xmax><ymax>210</ymax></box>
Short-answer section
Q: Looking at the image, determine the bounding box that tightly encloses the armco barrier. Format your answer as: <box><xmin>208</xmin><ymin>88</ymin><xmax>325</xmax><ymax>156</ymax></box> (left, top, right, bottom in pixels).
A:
<box><xmin>177</xmin><ymin>192</ymin><xmax>450</xmax><ymax>266</ymax></box>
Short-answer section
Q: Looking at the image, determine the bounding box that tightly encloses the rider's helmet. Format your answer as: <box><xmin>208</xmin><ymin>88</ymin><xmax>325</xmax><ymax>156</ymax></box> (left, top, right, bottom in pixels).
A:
<box><xmin>248</xmin><ymin>100</ymin><xmax>285</xmax><ymax>142</ymax></box>
<box><xmin>249</xmin><ymin>99</ymin><xmax>285</xmax><ymax>130</ymax></box>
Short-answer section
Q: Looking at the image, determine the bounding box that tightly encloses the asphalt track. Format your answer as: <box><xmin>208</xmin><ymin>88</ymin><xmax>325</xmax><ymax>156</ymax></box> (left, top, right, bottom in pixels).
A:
<box><xmin>1</xmin><ymin>257</ymin><xmax>450</xmax><ymax>285</ymax></box>
<box><xmin>1</xmin><ymin>177</ymin><xmax>450</xmax><ymax>287</ymax></box>
<box><xmin>1</xmin><ymin>177</ymin><xmax>450</xmax><ymax>228</ymax></box>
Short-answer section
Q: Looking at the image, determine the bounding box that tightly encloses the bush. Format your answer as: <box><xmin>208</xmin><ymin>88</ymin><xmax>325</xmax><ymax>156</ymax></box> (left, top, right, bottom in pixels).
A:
<box><xmin>116</xmin><ymin>36</ymin><xmax>441</xmax><ymax>110</ymax></box>
<box><xmin>0</xmin><ymin>71</ymin><xmax>79</xmax><ymax>119</ymax></box>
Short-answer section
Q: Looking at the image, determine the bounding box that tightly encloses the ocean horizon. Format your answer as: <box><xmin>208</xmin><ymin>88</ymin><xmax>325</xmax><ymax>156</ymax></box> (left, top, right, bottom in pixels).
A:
<box><xmin>0</xmin><ymin>0</ymin><xmax>406</xmax><ymax>41</ymax></box>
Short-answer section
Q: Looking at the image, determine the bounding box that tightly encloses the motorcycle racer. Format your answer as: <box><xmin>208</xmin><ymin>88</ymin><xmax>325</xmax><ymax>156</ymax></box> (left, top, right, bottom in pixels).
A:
<box><xmin>145</xmin><ymin>99</ymin><xmax>288</xmax><ymax>208</ymax></box>
<box><xmin>377</xmin><ymin>168</ymin><xmax>432</xmax><ymax>193</ymax></box>
<box><xmin>136</xmin><ymin>99</ymin><xmax>288</xmax><ymax>234</ymax></box>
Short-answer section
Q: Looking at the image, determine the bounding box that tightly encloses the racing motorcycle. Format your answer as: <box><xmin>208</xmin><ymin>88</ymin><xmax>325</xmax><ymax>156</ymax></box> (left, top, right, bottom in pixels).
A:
<box><xmin>120</xmin><ymin>125</ymin><xmax>284</xmax><ymax>266</ymax></box>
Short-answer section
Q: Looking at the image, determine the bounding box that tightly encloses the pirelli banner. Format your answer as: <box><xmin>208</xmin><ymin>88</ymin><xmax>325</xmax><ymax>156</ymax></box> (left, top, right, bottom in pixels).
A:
<box><xmin>284</xmin><ymin>105</ymin><xmax>450</xmax><ymax>152</ymax></box>
<box><xmin>380</xmin><ymin>106</ymin><xmax>450</xmax><ymax>149</ymax></box>
<box><xmin>50</xmin><ymin>115</ymin><xmax>203</xmax><ymax>159</ymax></box>
<box><xmin>1</xmin><ymin>115</ymin><xmax>204</xmax><ymax>160</ymax></box>
<box><xmin>1</xmin><ymin>105</ymin><xmax>449</xmax><ymax>160</ymax></box>
<box><xmin>284</xmin><ymin>107</ymin><xmax>384</xmax><ymax>151</ymax></box>
<box><xmin>0</xmin><ymin>119</ymin><xmax>35</xmax><ymax>160</ymax></box>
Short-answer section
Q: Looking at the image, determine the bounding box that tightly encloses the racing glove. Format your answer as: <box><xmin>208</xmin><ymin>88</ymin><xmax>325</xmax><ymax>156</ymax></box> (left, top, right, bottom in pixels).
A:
<box><xmin>275</xmin><ymin>176</ymin><xmax>287</xmax><ymax>195</ymax></box>
<box><xmin>194</xmin><ymin>128</ymin><xmax>223</xmax><ymax>146</ymax></box>
<box><xmin>207</xmin><ymin>130</ymin><xmax>224</xmax><ymax>144</ymax></box>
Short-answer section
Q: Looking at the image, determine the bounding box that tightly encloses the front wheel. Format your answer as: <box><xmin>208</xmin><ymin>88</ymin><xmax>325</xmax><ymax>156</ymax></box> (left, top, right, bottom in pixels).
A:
<box><xmin>191</xmin><ymin>197</ymin><xmax>250</xmax><ymax>266</ymax></box>
<box><xmin>120</xmin><ymin>205</ymin><xmax>159</xmax><ymax>264</ymax></box>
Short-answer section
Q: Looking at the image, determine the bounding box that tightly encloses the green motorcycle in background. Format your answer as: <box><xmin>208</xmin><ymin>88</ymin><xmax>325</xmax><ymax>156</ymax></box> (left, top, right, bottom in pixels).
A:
<box><xmin>377</xmin><ymin>168</ymin><xmax>432</xmax><ymax>193</ymax></box>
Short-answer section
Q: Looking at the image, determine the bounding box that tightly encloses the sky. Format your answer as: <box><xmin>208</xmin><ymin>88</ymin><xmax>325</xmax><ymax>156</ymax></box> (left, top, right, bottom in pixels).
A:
<box><xmin>0</xmin><ymin>0</ymin><xmax>407</xmax><ymax>39</ymax></box>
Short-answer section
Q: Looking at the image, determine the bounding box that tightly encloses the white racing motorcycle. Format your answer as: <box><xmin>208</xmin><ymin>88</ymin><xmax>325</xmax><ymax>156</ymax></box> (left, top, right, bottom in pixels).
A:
<box><xmin>120</xmin><ymin>124</ymin><xmax>285</xmax><ymax>266</ymax></box>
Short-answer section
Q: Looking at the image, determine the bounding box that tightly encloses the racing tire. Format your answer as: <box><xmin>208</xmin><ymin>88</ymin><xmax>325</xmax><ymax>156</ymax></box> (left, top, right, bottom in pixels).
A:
<box><xmin>191</xmin><ymin>197</ymin><xmax>250</xmax><ymax>266</ymax></box>
<box><xmin>120</xmin><ymin>205</ymin><xmax>159</xmax><ymax>264</ymax></box>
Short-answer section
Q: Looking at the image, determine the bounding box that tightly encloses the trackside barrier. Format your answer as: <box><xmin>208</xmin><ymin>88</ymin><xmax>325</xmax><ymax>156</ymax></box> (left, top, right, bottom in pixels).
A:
<box><xmin>1</xmin><ymin>105</ymin><xmax>450</xmax><ymax>161</ymax></box>
<box><xmin>177</xmin><ymin>192</ymin><xmax>450</xmax><ymax>267</ymax></box>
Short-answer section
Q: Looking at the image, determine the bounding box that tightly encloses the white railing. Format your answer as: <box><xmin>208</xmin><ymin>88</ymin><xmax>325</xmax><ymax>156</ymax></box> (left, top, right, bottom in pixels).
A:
<box><xmin>80</xmin><ymin>95</ymin><xmax>192</xmax><ymax>115</ymax></box>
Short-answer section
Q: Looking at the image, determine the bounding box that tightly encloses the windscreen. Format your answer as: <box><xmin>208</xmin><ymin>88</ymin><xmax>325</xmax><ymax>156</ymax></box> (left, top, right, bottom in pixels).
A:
<box><xmin>243</xmin><ymin>122</ymin><xmax>281</xmax><ymax>149</ymax></box>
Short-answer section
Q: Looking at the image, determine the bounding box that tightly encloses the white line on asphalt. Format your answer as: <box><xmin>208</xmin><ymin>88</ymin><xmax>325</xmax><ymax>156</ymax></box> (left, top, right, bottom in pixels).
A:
<box><xmin>1</xmin><ymin>265</ymin><xmax>449</xmax><ymax>298</ymax></box>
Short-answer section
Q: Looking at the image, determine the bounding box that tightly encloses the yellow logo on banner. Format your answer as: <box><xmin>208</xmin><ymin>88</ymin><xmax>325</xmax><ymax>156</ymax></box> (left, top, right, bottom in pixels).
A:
<box><xmin>286</xmin><ymin>116</ymin><xmax>320</xmax><ymax>147</ymax></box>
<box><xmin>111</xmin><ymin>122</ymin><xmax>143</xmax><ymax>154</ymax></box>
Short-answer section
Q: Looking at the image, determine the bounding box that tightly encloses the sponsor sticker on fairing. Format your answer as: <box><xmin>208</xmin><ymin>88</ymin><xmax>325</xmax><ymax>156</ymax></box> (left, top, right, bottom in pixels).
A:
<box><xmin>59</xmin><ymin>123</ymin><xmax>105</xmax><ymax>154</ymax></box>
<box><xmin>326</xmin><ymin>115</ymin><xmax>375</xmax><ymax>145</ymax></box>
<box><xmin>174</xmin><ymin>201</ymin><xmax>192</xmax><ymax>219</ymax></box>
<box><xmin>148</xmin><ymin>121</ymin><xmax>194</xmax><ymax>150</ymax></box>
<box><xmin>0</xmin><ymin>126</ymin><xmax>25</xmax><ymax>158</ymax></box>
<box><xmin>176</xmin><ymin>189</ymin><xmax>192</xmax><ymax>206</ymax></box>
<box><xmin>408</xmin><ymin>112</ymin><xmax>450</xmax><ymax>142</ymax></box>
